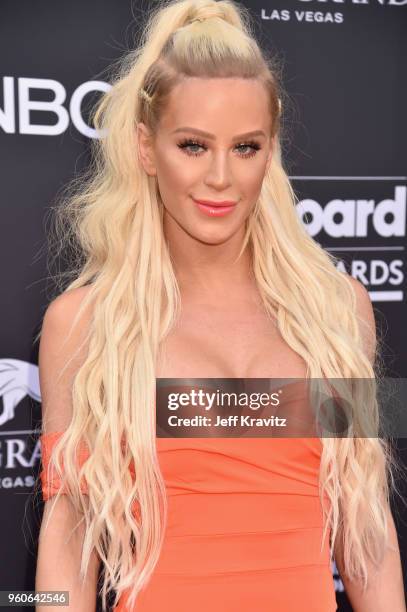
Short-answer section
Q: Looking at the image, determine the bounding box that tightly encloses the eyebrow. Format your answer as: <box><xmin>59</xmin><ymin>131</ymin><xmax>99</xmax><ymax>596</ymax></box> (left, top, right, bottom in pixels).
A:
<box><xmin>171</xmin><ymin>127</ymin><xmax>267</xmax><ymax>140</ymax></box>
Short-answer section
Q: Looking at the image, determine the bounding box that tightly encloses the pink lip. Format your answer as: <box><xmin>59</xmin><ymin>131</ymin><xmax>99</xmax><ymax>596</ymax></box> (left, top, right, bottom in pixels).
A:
<box><xmin>193</xmin><ymin>198</ymin><xmax>237</xmax><ymax>217</ymax></box>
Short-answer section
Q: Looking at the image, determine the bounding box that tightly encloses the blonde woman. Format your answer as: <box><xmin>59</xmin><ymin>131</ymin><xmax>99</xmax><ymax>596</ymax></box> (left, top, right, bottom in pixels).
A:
<box><xmin>35</xmin><ymin>1</ymin><xmax>406</xmax><ymax>611</ymax></box>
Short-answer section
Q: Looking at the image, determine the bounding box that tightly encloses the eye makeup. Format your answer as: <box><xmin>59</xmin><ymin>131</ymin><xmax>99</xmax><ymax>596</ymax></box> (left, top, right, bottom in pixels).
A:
<box><xmin>177</xmin><ymin>138</ymin><xmax>261</xmax><ymax>158</ymax></box>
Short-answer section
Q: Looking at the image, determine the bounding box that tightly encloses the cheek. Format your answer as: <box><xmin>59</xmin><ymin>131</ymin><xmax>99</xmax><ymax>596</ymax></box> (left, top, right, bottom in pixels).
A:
<box><xmin>156</xmin><ymin>151</ymin><xmax>198</xmax><ymax>198</ymax></box>
<box><xmin>237</xmin><ymin>164</ymin><xmax>267</xmax><ymax>197</ymax></box>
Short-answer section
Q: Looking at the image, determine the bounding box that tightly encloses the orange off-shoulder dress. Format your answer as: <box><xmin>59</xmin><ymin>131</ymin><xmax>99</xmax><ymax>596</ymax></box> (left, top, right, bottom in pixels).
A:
<box><xmin>40</xmin><ymin>431</ymin><xmax>337</xmax><ymax>611</ymax></box>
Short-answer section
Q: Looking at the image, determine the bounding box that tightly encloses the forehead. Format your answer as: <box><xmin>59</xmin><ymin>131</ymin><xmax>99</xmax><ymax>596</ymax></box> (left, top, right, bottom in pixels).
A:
<box><xmin>159</xmin><ymin>77</ymin><xmax>271</xmax><ymax>134</ymax></box>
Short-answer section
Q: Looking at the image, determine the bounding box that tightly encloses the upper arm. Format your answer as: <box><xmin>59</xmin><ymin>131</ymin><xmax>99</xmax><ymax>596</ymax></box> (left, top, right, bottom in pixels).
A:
<box><xmin>38</xmin><ymin>286</ymin><xmax>94</xmax><ymax>433</ymax></box>
<box><xmin>346</xmin><ymin>274</ymin><xmax>377</xmax><ymax>366</ymax></box>
<box><xmin>37</xmin><ymin>286</ymin><xmax>102</xmax><ymax>601</ymax></box>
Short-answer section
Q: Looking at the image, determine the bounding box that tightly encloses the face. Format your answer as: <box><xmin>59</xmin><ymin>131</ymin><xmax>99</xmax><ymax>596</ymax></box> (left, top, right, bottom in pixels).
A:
<box><xmin>136</xmin><ymin>77</ymin><xmax>274</xmax><ymax>245</ymax></box>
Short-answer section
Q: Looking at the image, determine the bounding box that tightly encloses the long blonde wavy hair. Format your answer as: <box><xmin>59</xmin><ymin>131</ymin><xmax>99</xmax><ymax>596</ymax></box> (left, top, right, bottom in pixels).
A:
<box><xmin>37</xmin><ymin>0</ymin><xmax>403</xmax><ymax>610</ymax></box>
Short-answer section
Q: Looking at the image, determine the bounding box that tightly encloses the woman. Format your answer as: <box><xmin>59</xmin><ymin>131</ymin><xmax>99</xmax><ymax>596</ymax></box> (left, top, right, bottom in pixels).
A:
<box><xmin>35</xmin><ymin>0</ymin><xmax>406</xmax><ymax>610</ymax></box>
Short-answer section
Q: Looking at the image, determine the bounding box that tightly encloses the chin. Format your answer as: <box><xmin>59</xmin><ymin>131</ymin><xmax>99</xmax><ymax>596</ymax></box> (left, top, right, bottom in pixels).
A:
<box><xmin>189</xmin><ymin>226</ymin><xmax>242</xmax><ymax>246</ymax></box>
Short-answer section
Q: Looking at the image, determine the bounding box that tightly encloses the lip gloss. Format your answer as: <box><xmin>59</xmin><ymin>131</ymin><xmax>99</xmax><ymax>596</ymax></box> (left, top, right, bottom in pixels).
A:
<box><xmin>193</xmin><ymin>199</ymin><xmax>237</xmax><ymax>217</ymax></box>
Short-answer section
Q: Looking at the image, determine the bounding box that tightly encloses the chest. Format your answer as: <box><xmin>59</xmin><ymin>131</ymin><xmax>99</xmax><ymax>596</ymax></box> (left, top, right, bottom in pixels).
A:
<box><xmin>156</xmin><ymin>303</ymin><xmax>308</xmax><ymax>379</ymax></box>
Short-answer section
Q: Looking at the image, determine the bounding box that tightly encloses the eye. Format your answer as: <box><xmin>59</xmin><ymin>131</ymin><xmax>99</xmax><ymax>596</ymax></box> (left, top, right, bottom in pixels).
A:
<box><xmin>177</xmin><ymin>139</ymin><xmax>205</xmax><ymax>156</ymax></box>
<box><xmin>235</xmin><ymin>141</ymin><xmax>261</xmax><ymax>158</ymax></box>
<box><xmin>177</xmin><ymin>139</ymin><xmax>261</xmax><ymax>158</ymax></box>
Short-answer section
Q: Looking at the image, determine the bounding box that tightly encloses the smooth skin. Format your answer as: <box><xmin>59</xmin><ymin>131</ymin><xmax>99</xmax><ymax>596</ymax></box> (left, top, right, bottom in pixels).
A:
<box><xmin>137</xmin><ymin>76</ymin><xmax>406</xmax><ymax>611</ymax></box>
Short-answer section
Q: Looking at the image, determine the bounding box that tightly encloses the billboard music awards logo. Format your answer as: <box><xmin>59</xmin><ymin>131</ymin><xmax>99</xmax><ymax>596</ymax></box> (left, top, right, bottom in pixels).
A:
<box><xmin>261</xmin><ymin>0</ymin><xmax>407</xmax><ymax>25</ymax></box>
<box><xmin>296</xmin><ymin>186</ymin><xmax>406</xmax><ymax>302</ymax></box>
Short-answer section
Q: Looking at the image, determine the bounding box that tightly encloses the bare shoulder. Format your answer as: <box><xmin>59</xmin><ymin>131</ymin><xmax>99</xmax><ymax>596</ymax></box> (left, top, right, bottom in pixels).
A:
<box><xmin>40</xmin><ymin>285</ymin><xmax>95</xmax><ymax>354</ymax></box>
<box><xmin>341</xmin><ymin>272</ymin><xmax>376</xmax><ymax>364</ymax></box>
<box><xmin>39</xmin><ymin>285</ymin><xmax>95</xmax><ymax>432</ymax></box>
<box><xmin>44</xmin><ymin>285</ymin><xmax>94</xmax><ymax>322</ymax></box>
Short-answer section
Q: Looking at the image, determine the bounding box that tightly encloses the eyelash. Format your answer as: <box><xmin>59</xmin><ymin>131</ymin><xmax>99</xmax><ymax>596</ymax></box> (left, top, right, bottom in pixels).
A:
<box><xmin>177</xmin><ymin>138</ymin><xmax>261</xmax><ymax>158</ymax></box>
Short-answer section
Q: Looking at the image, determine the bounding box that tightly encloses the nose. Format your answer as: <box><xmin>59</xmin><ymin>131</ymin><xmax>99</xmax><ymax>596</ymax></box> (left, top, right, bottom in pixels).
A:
<box><xmin>203</xmin><ymin>150</ymin><xmax>233</xmax><ymax>191</ymax></box>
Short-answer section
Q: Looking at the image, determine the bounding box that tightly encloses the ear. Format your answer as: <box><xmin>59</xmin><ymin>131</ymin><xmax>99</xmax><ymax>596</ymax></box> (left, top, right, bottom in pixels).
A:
<box><xmin>136</xmin><ymin>122</ymin><xmax>157</xmax><ymax>176</ymax></box>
